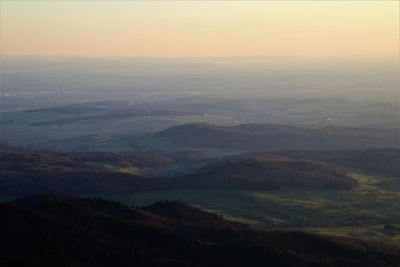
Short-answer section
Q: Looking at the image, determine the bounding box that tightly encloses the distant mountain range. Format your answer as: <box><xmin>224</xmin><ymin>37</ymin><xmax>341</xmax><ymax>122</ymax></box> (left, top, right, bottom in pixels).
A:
<box><xmin>1</xmin><ymin>194</ymin><xmax>399</xmax><ymax>267</ymax></box>
<box><xmin>24</xmin><ymin>101</ymin><xmax>195</xmax><ymax>126</ymax></box>
<box><xmin>156</xmin><ymin>123</ymin><xmax>400</xmax><ymax>149</ymax></box>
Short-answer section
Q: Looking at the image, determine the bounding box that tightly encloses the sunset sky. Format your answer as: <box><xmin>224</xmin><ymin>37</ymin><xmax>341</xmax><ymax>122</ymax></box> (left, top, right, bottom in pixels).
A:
<box><xmin>0</xmin><ymin>1</ymin><xmax>398</xmax><ymax>58</ymax></box>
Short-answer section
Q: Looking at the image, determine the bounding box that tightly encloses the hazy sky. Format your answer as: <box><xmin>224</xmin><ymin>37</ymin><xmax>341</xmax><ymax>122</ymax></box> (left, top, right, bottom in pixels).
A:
<box><xmin>1</xmin><ymin>1</ymin><xmax>398</xmax><ymax>58</ymax></box>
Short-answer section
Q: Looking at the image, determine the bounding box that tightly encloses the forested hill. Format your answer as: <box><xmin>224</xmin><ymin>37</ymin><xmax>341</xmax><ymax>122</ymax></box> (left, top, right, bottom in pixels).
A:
<box><xmin>1</xmin><ymin>194</ymin><xmax>399</xmax><ymax>267</ymax></box>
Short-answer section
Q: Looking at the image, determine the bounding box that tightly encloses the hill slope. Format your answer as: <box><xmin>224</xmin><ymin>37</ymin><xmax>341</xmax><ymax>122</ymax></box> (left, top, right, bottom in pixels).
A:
<box><xmin>1</xmin><ymin>194</ymin><xmax>399</xmax><ymax>267</ymax></box>
<box><xmin>0</xmin><ymin>152</ymin><xmax>155</xmax><ymax>196</ymax></box>
<box><xmin>0</xmin><ymin>152</ymin><xmax>357</xmax><ymax>195</ymax></box>
<box><xmin>241</xmin><ymin>148</ymin><xmax>400</xmax><ymax>177</ymax></box>
<box><xmin>174</xmin><ymin>157</ymin><xmax>356</xmax><ymax>190</ymax></box>
<box><xmin>155</xmin><ymin>123</ymin><xmax>399</xmax><ymax>149</ymax></box>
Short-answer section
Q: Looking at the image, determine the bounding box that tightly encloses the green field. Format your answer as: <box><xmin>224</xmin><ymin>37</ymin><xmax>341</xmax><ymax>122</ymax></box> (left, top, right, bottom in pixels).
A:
<box><xmin>95</xmin><ymin>172</ymin><xmax>400</xmax><ymax>246</ymax></box>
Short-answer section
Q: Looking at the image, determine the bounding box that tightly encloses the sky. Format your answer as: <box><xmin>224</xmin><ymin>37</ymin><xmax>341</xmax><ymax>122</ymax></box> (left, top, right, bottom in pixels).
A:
<box><xmin>0</xmin><ymin>1</ymin><xmax>399</xmax><ymax>58</ymax></box>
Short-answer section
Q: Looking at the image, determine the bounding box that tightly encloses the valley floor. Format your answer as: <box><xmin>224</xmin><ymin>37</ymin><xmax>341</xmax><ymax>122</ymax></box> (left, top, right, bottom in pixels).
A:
<box><xmin>94</xmin><ymin>172</ymin><xmax>400</xmax><ymax>247</ymax></box>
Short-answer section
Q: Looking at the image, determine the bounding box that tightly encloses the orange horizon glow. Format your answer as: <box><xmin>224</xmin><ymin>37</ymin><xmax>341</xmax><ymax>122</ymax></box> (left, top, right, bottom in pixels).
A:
<box><xmin>0</xmin><ymin>1</ymin><xmax>398</xmax><ymax>58</ymax></box>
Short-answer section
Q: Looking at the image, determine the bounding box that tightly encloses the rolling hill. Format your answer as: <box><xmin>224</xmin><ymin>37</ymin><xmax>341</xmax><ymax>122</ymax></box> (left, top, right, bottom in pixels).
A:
<box><xmin>241</xmin><ymin>148</ymin><xmax>400</xmax><ymax>177</ymax></box>
<box><xmin>1</xmin><ymin>194</ymin><xmax>399</xmax><ymax>267</ymax></box>
<box><xmin>0</xmin><ymin>152</ymin><xmax>357</xmax><ymax>196</ymax></box>
<box><xmin>176</xmin><ymin>157</ymin><xmax>356</xmax><ymax>190</ymax></box>
<box><xmin>155</xmin><ymin>123</ymin><xmax>400</xmax><ymax>149</ymax></box>
<box><xmin>0</xmin><ymin>139</ymin><xmax>25</xmax><ymax>153</ymax></box>
<box><xmin>0</xmin><ymin>152</ymin><xmax>156</xmax><ymax>196</ymax></box>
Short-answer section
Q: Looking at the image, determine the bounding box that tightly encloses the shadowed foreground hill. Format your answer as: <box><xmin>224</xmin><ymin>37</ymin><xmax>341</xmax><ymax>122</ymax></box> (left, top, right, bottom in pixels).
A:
<box><xmin>177</xmin><ymin>157</ymin><xmax>356</xmax><ymax>190</ymax></box>
<box><xmin>1</xmin><ymin>194</ymin><xmax>399</xmax><ymax>267</ymax></box>
<box><xmin>155</xmin><ymin>123</ymin><xmax>400</xmax><ymax>149</ymax></box>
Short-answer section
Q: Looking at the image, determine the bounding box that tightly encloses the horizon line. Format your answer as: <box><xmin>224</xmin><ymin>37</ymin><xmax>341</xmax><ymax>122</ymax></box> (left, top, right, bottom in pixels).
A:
<box><xmin>1</xmin><ymin>53</ymin><xmax>398</xmax><ymax>60</ymax></box>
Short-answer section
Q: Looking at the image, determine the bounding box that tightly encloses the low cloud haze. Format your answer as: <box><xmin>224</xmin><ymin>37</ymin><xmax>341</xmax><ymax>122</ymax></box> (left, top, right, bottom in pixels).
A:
<box><xmin>1</xmin><ymin>55</ymin><xmax>398</xmax><ymax>112</ymax></box>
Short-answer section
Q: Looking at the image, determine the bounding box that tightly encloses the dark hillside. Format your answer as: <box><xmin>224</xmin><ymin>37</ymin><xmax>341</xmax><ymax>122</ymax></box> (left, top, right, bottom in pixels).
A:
<box><xmin>242</xmin><ymin>148</ymin><xmax>400</xmax><ymax>177</ymax></box>
<box><xmin>176</xmin><ymin>157</ymin><xmax>356</xmax><ymax>190</ymax></box>
<box><xmin>0</xmin><ymin>152</ymin><xmax>357</xmax><ymax>196</ymax></box>
<box><xmin>0</xmin><ymin>152</ymin><xmax>156</xmax><ymax>196</ymax></box>
<box><xmin>155</xmin><ymin>123</ymin><xmax>399</xmax><ymax>149</ymax></box>
<box><xmin>0</xmin><ymin>140</ymin><xmax>25</xmax><ymax>153</ymax></box>
<box><xmin>142</xmin><ymin>200</ymin><xmax>244</xmax><ymax>228</ymax></box>
<box><xmin>1</xmin><ymin>194</ymin><xmax>399</xmax><ymax>267</ymax></box>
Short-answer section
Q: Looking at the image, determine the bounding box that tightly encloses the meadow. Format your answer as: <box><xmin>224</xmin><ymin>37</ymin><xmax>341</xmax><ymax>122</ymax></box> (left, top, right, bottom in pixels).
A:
<box><xmin>96</xmin><ymin>172</ymin><xmax>400</xmax><ymax>246</ymax></box>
